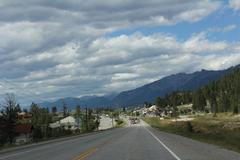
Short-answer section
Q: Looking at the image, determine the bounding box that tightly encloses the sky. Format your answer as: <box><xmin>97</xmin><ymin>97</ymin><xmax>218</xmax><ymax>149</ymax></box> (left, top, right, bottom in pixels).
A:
<box><xmin>0</xmin><ymin>0</ymin><xmax>240</xmax><ymax>106</ymax></box>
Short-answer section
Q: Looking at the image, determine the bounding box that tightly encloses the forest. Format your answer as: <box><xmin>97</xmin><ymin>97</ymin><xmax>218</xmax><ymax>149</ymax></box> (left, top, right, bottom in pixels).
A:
<box><xmin>155</xmin><ymin>69</ymin><xmax>240</xmax><ymax>114</ymax></box>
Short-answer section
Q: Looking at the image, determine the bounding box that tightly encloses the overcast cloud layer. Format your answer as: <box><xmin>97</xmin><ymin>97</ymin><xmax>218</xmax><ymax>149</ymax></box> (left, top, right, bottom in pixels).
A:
<box><xmin>0</xmin><ymin>0</ymin><xmax>239</xmax><ymax>105</ymax></box>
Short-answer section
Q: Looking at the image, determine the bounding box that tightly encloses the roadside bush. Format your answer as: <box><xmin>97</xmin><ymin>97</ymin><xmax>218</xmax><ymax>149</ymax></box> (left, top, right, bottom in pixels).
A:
<box><xmin>33</xmin><ymin>127</ymin><xmax>43</xmax><ymax>142</ymax></box>
<box><xmin>115</xmin><ymin>119</ymin><xmax>124</xmax><ymax>126</ymax></box>
<box><xmin>0</xmin><ymin>132</ymin><xmax>7</xmax><ymax>146</ymax></box>
<box><xmin>186</xmin><ymin>121</ymin><xmax>193</xmax><ymax>133</ymax></box>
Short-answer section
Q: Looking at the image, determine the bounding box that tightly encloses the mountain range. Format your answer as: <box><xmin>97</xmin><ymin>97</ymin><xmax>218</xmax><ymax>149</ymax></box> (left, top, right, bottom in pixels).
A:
<box><xmin>38</xmin><ymin>64</ymin><xmax>240</xmax><ymax>110</ymax></box>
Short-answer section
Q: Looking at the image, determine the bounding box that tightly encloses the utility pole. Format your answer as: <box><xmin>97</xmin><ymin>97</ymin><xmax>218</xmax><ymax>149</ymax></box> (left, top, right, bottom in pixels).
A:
<box><xmin>76</xmin><ymin>105</ymin><xmax>80</xmax><ymax>130</ymax></box>
<box><xmin>96</xmin><ymin>108</ymin><xmax>99</xmax><ymax>131</ymax></box>
<box><xmin>85</xmin><ymin>108</ymin><xmax>88</xmax><ymax>131</ymax></box>
<box><xmin>111</xmin><ymin>112</ymin><xmax>114</xmax><ymax>128</ymax></box>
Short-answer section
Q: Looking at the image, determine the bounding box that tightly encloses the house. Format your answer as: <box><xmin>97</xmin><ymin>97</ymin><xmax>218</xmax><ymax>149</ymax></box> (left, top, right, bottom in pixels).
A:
<box><xmin>59</xmin><ymin>116</ymin><xmax>78</xmax><ymax>130</ymax></box>
<box><xmin>148</xmin><ymin>105</ymin><xmax>157</xmax><ymax>112</ymax></box>
<box><xmin>50</xmin><ymin>116</ymin><xmax>80</xmax><ymax>131</ymax></box>
<box><xmin>17</xmin><ymin>112</ymin><xmax>32</xmax><ymax>123</ymax></box>
<box><xmin>15</xmin><ymin>124</ymin><xmax>33</xmax><ymax>145</ymax></box>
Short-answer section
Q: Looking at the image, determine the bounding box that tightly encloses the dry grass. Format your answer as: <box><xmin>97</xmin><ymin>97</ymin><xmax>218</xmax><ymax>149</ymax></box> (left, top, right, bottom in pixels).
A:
<box><xmin>144</xmin><ymin>113</ymin><xmax>240</xmax><ymax>153</ymax></box>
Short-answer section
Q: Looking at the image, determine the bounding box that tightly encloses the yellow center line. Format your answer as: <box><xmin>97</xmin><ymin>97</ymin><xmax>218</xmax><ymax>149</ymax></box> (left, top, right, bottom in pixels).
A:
<box><xmin>73</xmin><ymin>147</ymin><xmax>98</xmax><ymax>160</ymax></box>
<box><xmin>72</xmin><ymin>138</ymin><xmax>114</xmax><ymax>160</ymax></box>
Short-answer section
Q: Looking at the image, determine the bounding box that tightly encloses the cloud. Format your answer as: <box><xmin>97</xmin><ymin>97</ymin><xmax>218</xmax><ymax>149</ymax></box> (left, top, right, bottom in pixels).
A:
<box><xmin>1</xmin><ymin>32</ymin><xmax>240</xmax><ymax>105</ymax></box>
<box><xmin>229</xmin><ymin>0</ymin><xmax>240</xmax><ymax>11</ymax></box>
<box><xmin>0</xmin><ymin>0</ymin><xmax>221</xmax><ymax>27</ymax></box>
<box><xmin>208</xmin><ymin>24</ymin><xmax>237</xmax><ymax>33</ymax></box>
<box><xmin>0</xmin><ymin>0</ymin><xmax>238</xmax><ymax>105</ymax></box>
<box><xmin>175</xmin><ymin>1</ymin><xmax>220</xmax><ymax>22</ymax></box>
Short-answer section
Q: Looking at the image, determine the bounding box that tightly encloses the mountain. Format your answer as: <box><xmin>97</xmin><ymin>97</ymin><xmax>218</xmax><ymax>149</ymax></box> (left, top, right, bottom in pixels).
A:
<box><xmin>38</xmin><ymin>64</ymin><xmax>240</xmax><ymax>109</ymax></box>
<box><xmin>113</xmin><ymin>64</ymin><xmax>240</xmax><ymax>107</ymax></box>
<box><xmin>38</xmin><ymin>95</ymin><xmax>114</xmax><ymax>111</ymax></box>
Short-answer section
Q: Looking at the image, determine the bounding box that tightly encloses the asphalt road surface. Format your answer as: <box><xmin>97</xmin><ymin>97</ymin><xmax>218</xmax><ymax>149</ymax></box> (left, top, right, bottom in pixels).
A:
<box><xmin>0</xmin><ymin>121</ymin><xmax>240</xmax><ymax>160</ymax></box>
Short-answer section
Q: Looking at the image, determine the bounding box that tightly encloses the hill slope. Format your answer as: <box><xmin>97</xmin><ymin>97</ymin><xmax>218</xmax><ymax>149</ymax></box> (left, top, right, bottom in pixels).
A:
<box><xmin>113</xmin><ymin>65</ymin><xmax>240</xmax><ymax>107</ymax></box>
<box><xmin>38</xmin><ymin>95</ymin><xmax>114</xmax><ymax>111</ymax></box>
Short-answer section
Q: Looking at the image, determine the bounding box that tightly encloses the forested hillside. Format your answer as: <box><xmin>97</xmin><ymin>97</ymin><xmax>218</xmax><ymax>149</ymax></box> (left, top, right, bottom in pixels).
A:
<box><xmin>193</xmin><ymin>69</ymin><xmax>240</xmax><ymax>114</ymax></box>
<box><xmin>155</xmin><ymin>69</ymin><xmax>240</xmax><ymax>114</ymax></box>
<box><xmin>113</xmin><ymin>65</ymin><xmax>240</xmax><ymax>107</ymax></box>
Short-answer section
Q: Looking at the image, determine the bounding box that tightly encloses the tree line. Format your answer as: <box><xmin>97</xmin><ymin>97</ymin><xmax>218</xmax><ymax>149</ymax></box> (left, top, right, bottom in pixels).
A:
<box><xmin>154</xmin><ymin>69</ymin><xmax>240</xmax><ymax>114</ymax></box>
<box><xmin>0</xmin><ymin>94</ymin><xmax>100</xmax><ymax>146</ymax></box>
<box><xmin>193</xmin><ymin>69</ymin><xmax>240</xmax><ymax>114</ymax></box>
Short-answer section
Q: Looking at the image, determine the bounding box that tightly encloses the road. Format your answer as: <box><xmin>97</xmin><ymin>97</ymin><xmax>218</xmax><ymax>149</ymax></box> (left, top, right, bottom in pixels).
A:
<box><xmin>0</xmin><ymin>121</ymin><xmax>240</xmax><ymax>160</ymax></box>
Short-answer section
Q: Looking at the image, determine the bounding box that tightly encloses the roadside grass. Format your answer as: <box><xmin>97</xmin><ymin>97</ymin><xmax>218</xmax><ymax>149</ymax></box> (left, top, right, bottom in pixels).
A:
<box><xmin>143</xmin><ymin>113</ymin><xmax>240</xmax><ymax>153</ymax></box>
<box><xmin>115</xmin><ymin>119</ymin><xmax>126</xmax><ymax>128</ymax></box>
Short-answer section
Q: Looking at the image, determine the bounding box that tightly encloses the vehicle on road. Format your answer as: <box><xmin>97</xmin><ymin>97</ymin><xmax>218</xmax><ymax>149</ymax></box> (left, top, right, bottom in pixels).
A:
<box><xmin>129</xmin><ymin>117</ymin><xmax>140</xmax><ymax>124</ymax></box>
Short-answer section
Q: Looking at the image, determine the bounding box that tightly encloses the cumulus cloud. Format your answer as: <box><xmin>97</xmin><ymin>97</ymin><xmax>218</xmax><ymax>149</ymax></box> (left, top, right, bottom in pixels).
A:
<box><xmin>208</xmin><ymin>24</ymin><xmax>237</xmax><ymax>33</ymax></box>
<box><xmin>0</xmin><ymin>0</ymin><xmax>239</xmax><ymax>105</ymax></box>
<box><xmin>183</xmin><ymin>32</ymin><xmax>228</xmax><ymax>53</ymax></box>
<box><xmin>1</xmin><ymin>32</ymin><xmax>239</xmax><ymax>105</ymax></box>
<box><xmin>0</xmin><ymin>0</ymin><xmax>221</xmax><ymax>27</ymax></box>
<box><xmin>229</xmin><ymin>0</ymin><xmax>240</xmax><ymax>11</ymax></box>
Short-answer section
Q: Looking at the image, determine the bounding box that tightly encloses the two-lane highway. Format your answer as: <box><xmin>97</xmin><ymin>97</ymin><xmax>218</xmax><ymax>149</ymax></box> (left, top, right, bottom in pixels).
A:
<box><xmin>1</xmin><ymin>121</ymin><xmax>240</xmax><ymax>160</ymax></box>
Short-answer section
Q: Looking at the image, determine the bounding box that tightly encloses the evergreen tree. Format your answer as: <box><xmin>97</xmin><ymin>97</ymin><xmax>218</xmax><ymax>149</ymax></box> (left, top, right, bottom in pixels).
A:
<box><xmin>1</xmin><ymin>94</ymin><xmax>19</xmax><ymax>144</ymax></box>
<box><xmin>30</xmin><ymin>103</ymin><xmax>51</xmax><ymax>140</ymax></box>
<box><xmin>62</xmin><ymin>100</ymin><xmax>68</xmax><ymax>117</ymax></box>
<box><xmin>155</xmin><ymin>97</ymin><xmax>166</xmax><ymax>109</ymax></box>
<box><xmin>51</xmin><ymin>106</ymin><xmax>57</xmax><ymax>114</ymax></box>
<box><xmin>192</xmin><ymin>89</ymin><xmax>206</xmax><ymax>111</ymax></box>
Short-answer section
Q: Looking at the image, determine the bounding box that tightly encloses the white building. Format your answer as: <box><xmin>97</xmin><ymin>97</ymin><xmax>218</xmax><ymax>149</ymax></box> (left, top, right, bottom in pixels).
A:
<box><xmin>50</xmin><ymin>116</ymin><xmax>80</xmax><ymax>131</ymax></box>
<box><xmin>98</xmin><ymin>115</ymin><xmax>115</xmax><ymax>130</ymax></box>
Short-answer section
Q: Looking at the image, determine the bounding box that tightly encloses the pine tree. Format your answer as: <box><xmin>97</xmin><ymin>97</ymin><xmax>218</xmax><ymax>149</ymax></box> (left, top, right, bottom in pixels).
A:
<box><xmin>1</xmin><ymin>94</ymin><xmax>19</xmax><ymax>144</ymax></box>
<box><xmin>155</xmin><ymin>97</ymin><xmax>166</xmax><ymax>109</ymax></box>
<box><xmin>192</xmin><ymin>89</ymin><xmax>206</xmax><ymax>111</ymax></box>
<box><xmin>62</xmin><ymin>100</ymin><xmax>68</xmax><ymax>117</ymax></box>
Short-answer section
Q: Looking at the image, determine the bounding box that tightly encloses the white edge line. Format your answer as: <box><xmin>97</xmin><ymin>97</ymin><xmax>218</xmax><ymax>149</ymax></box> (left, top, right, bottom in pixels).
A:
<box><xmin>144</xmin><ymin>127</ymin><xmax>181</xmax><ymax>160</ymax></box>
